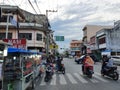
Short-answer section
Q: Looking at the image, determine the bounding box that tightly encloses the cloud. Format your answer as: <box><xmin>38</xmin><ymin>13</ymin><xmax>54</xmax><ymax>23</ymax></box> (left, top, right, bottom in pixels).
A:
<box><xmin>1</xmin><ymin>0</ymin><xmax>120</xmax><ymax>51</ymax></box>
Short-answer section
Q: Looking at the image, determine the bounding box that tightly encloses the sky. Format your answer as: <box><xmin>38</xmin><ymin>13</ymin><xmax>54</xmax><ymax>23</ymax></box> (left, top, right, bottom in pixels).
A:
<box><xmin>1</xmin><ymin>0</ymin><xmax>120</xmax><ymax>52</ymax></box>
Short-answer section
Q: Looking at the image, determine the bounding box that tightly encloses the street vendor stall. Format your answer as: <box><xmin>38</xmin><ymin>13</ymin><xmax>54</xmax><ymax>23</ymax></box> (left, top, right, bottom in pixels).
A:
<box><xmin>3</xmin><ymin>47</ymin><xmax>35</xmax><ymax>90</ymax></box>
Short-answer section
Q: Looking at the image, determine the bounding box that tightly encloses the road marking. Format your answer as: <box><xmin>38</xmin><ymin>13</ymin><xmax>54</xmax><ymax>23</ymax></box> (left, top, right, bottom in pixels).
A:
<box><xmin>79</xmin><ymin>72</ymin><xmax>99</xmax><ymax>83</ymax></box>
<box><xmin>89</xmin><ymin>77</ymin><xmax>99</xmax><ymax>83</ymax></box>
<box><xmin>94</xmin><ymin>74</ymin><xmax>109</xmax><ymax>82</ymax></box>
<box><xmin>66</xmin><ymin>73</ymin><xmax>78</xmax><ymax>84</ymax></box>
<box><xmin>40</xmin><ymin>74</ymin><xmax>46</xmax><ymax>86</ymax></box>
<box><xmin>50</xmin><ymin>74</ymin><xmax>56</xmax><ymax>85</ymax></box>
<box><xmin>59</xmin><ymin>74</ymin><xmax>67</xmax><ymax>85</ymax></box>
<box><xmin>73</xmin><ymin>73</ymin><xmax>88</xmax><ymax>83</ymax></box>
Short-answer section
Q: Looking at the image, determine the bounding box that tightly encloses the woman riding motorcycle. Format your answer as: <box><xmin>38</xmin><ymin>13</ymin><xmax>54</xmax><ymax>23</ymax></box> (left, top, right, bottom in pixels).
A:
<box><xmin>82</xmin><ymin>54</ymin><xmax>94</xmax><ymax>77</ymax></box>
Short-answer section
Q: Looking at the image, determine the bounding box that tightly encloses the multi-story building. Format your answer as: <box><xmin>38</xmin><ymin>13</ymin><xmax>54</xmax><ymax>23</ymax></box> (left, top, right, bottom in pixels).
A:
<box><xmin>0</xmin><ymin>5</ymin><xmax>55</xmax><ymax>53</ymax></box>
<box><xmin>96</xmin><ymin>21</ymin><xmax>120</xmax><ymax>56</ymax></box>
<box><xmin>70</xmin><ymin>40</ymin><xmax>82</xmax><ymax>56</ymax></box>
<box><xmin>82</xmin><ymin>25</ymin><xmax>113</xmax><ymax>45</ymax></box>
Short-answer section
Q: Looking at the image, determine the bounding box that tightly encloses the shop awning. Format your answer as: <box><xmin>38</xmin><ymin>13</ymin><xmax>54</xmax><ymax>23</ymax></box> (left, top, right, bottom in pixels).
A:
<box><xmin>8</xmin><ymin>47</ymin><xmax>32</xmax><ymax>53</ymax></box>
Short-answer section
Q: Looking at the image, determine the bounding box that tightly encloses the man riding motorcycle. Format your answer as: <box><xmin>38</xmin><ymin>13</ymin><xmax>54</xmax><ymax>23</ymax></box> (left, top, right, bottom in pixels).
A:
<box><xmin>101</xmin><ymin>55</ymin><xmax>113</xmax><ymax>73</ymax></box>
<box><xmin>101</xmin><ymin>55</ymin><xmax>119</xmax><ymax>80</ymax></box>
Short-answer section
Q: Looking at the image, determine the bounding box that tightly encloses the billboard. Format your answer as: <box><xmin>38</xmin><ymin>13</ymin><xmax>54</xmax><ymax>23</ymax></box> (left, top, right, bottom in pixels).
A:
<box><xmin>3</xmin><ymin>39</ymin><xmax>26</xmax><ymax>49</ymax></box>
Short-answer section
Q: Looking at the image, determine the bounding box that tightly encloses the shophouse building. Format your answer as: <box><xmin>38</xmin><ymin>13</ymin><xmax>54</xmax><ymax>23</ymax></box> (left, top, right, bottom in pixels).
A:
<box><xmin>82</xmin><ymin>25</ymin><xmax>113</xmax><ymax>45</ymax></box>
<box><xmin>96</xmin><ymin>20</ymin><xmax>120</xmax><ymax>56</ymax></box>
<box><xmin>70</xmin><ymin>40</ymin><xmax>82</xmax><ymax>56</ymax></box>
<box><xmin>0</xmin><ymin>5</ymin><xmax>55</xmax><ymax>53</ymax></box>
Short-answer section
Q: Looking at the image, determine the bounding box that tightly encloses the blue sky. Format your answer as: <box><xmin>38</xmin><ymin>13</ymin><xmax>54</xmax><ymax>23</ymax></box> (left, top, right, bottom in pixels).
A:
<box><xmin>1</xmin><ymin>0</ymin><xmax>120</xmax><ymax>52</ymax></box>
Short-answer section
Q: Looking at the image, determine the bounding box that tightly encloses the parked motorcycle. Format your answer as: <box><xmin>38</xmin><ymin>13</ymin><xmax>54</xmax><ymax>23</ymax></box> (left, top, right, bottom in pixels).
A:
<box><xmin>101</xmin><ymin>66</ymin><xmax>119</xmax><ymax>81</ymax></box>
<box><xmin>82</xmin><ymin>65</ymin><xmax>94</xmax><ymax>78</ymax></box>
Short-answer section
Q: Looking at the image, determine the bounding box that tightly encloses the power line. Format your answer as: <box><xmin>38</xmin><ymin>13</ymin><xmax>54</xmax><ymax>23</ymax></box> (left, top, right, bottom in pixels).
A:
<box><xmin>19</xmin><ymin>0</ymin><xmax>25</xmax><ymax>6</ymax></box>
<box><xmin>28</xmin><ymin>0</ymin><xmax>38</xmax><ymax>14</ymax></box>
<box><xmin>34</xmin><ymin>0</ymin><xmax>41</xmax><ymax>14</ymax></box>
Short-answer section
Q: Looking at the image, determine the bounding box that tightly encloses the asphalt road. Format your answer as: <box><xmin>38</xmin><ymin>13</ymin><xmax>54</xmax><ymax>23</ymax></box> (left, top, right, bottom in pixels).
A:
<box><xmin>34</xmin><ymin>58</ymin><xmax>120</xmax><ymax>90</ymax></box>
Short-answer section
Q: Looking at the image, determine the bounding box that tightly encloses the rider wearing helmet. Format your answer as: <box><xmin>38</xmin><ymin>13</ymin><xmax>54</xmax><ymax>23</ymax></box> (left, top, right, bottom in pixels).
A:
<box><xmin>101</xmin><ymin>55</ymin><xmax>110</xmax><ymax>73</ymax></box>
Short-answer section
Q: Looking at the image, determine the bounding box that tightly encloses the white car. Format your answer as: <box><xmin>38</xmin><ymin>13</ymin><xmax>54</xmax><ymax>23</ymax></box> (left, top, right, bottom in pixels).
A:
<box><xmin>111</xmin><ymin>56</ymin><xmax>120</xmax><ymax>65</ymax></box>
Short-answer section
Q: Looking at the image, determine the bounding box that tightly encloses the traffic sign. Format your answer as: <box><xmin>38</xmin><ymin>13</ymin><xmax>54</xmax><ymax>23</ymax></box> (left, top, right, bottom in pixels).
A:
<box><xmin>49</xmin><ymin>45</ymin><xmax>58</xmax><ymax>49</ymax></box>
<box><xmin>55</xmin><ymin>36</ymin><xmax>64</xmax><ymax>41</ymax></box>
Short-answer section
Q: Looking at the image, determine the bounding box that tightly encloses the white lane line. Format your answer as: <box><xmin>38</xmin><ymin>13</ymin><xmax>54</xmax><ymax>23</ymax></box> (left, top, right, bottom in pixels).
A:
<box><xmin>74</xmin><ymin>73</ymin><xmax>88</xmax><ymax>83</ymax></box>
<box><xmin>66</xmin><ymin>73</ymin><xmax>78</xmax><ymax>84</ymax></box>
<box><xmin>40</xmin><ymin>74</ymin><xmax>46</xmax><ymax>86</ymax></box>
<box><xmin>50</xmin><ymin>74</ymin><xmax>56</xmax><ymax>85</ymax></box>
<box><xmin>79</xmin><ymin>72</ymin><xmax>98</xmax><ymax>83</ymax></box>
<box><xmin>89</xmin><ymin>78</ymin><xmax>99</xmax><ymax>83</ymax></box>
<box><xmin>94</xmin><ymin>74</ymin><xmax>109</xmax><ymax>82</ymax></box>
<box><xmin>59</xmin><ymin>74</ymin><xmax>67</xmax><ymax>85</ymax></box>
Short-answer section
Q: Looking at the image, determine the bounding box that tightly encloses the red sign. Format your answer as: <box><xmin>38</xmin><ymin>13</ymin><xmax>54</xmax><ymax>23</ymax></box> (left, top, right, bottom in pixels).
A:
<box><xmin>3</xmin><ymin>39</ymin><xmax>26</xmax><ymax>49</ymax></box>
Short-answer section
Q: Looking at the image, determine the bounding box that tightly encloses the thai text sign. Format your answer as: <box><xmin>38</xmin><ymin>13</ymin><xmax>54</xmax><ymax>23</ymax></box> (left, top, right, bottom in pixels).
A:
<box><xmin>3</xmin><ymin>39</ymin><xmax>26</xmax><ymax>49</ymax></box>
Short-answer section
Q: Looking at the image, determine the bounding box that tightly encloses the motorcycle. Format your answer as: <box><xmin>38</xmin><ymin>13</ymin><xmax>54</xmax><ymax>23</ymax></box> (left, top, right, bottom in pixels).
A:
<box><xmin>101</xmin><ymin>66</ymin><xmax>119</xmax><ymax>81</ymax></box>
<box><xmin>82</xmin><ymin>64</ymin><xmax>94</xmax><ymax>78</ymax></box>
<box><xmin>44</xmin><ymin>63</ymin><xmax>54</xmax><ymax>82</ymax></box>
<box><xmin>57</xmin><ymin>64</ymin><xmax>65</xmax><ymax>74</ymax></box>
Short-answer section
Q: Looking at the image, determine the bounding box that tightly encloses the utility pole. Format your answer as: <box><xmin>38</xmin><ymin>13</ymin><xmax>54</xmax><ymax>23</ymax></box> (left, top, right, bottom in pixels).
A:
<box><xmin>46</xmin><ymin>10</ymin><xmax>57</xmax><ymax>17</ymax></box>
<box><xmin>45</xmin><ymin>10</ymin><xmax>57</xmax><ymax>57</ymax></box>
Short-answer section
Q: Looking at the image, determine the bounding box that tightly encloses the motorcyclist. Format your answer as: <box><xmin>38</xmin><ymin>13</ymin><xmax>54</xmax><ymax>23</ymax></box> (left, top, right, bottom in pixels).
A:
<box><xmin>101</xmin><ymin>55</ymin><xmax>111</xmax><ymax>73</ymax></box>
<box><xmin>56</xmin><ymin>55</ymin><xmax>63</xmax><ymax>71</ymax></box>
<box><xmin>82</xmin><ymin>54</ymin><xmax>94</xmax><ymax>73</ymax></box>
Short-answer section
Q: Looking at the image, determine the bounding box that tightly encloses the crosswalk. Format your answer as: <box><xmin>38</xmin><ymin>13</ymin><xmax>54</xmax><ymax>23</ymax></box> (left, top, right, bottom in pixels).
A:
<box><xmin>39</xmin><ymin>72</ymin><xmax>120</xmax><ymax>86</ymax></box>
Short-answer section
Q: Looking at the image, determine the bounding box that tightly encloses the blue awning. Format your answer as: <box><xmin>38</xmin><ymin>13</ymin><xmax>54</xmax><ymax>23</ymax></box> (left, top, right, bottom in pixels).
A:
<box><xmin>8</xmin><ymin>47</ymin><xmax>44</xmax><ymax>55</ymax></box>
<box><xmin>8</xmin><ymin>47</ymin><xmax>32</xmax><ymax>54</ymax></box>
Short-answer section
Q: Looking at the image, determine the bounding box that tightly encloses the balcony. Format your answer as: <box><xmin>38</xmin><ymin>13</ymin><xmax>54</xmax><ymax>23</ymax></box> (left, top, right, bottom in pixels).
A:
<box><xmin>0</xmin><ymin>22</ymin><xmax>43</xmax><ymax>27</ymax></box>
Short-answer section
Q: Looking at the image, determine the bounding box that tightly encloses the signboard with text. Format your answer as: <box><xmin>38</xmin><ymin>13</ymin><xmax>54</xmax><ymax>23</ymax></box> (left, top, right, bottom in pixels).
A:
<box><xmin>55</xmin><ymin>36</ymin><xmax>64</xmax><ymax>41</ymax></box>
<box><xmin>49</xmin><ymin>45</ymin><xmax>58</xmax><ymax>49</ymax></box>
<box><xmin>3</xmin><ymin>39</ymin><xmax>26</xmax><ymax>49</ymax></box>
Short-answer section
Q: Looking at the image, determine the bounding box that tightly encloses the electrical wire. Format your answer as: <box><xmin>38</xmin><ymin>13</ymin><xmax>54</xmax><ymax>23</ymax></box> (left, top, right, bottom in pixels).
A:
<box><xmin>28</xmin><ymin>0</ymin><xmax>38</xmax><ymax>14</ymax></box>
<box><xmin>19</xmin><ymin>0</ymin><xmax>25</xmax><ymax>6</ymax></box>
<box><xmin>6</xmin><ymin>0</ymin><xmax>13</xmax><ymax>5</ymax></box>
<box><xmin>34</xmin><ymin>0</ymin><xmax>41</xmax><ymax>14</ymax></box>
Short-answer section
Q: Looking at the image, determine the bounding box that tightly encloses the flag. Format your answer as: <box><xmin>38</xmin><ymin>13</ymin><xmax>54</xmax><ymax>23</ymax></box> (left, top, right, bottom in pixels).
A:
<box><xmin>10</xmin><ymin>16</ymin><xmax>19</xmax><ymax>28</ymax></box>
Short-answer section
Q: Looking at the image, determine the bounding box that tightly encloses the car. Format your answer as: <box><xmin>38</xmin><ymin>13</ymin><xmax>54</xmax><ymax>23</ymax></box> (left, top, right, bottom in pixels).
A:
<box><xmin>111</xmin><ymin>56</ymin><xmax>120</xmax><ymax>65</ymax></box>
<box><xmin>89</xmin><ymin>54</ymin><xmax>99</xmax><ymax>62</ymax></box>
<box><xmin>75</xmin><ymin>55</ymin><xmax>86</xmax><ymax>64</ymax></box>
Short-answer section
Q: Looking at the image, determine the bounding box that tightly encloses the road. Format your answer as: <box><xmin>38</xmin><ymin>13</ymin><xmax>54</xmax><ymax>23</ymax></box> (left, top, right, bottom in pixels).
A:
<box><xmin>34</xmin><ymin>58</ymin><xmax>120</xmax><ymax>90</ymax></box>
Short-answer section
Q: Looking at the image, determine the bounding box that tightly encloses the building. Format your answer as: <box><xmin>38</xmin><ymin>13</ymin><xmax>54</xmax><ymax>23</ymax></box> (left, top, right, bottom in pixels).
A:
<box><xmin>0</xmin><ymin>5</ymin><xmax>55</xmax><ymax>53</ymax></box>
<box><xmin>70</xmin><ymin>40</ymin><xmax>82</xmax><ymax>56</ymax></box>
<box><xmin>96</xmin><ymin>21</ymin><xmax>120</xmax><ymax>56</ymax></box>
<box><xmin>82</xmin><ymin>25</ymin><xmax>113</xmax><ymax>45</ymax></box>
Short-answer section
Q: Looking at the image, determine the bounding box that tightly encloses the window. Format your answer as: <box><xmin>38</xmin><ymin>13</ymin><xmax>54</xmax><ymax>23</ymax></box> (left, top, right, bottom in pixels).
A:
<box><xmin>0</xmin><ymin>15</ymin><xmax>13</xmax><ymax>22</ymax></box>
<box><xmin>19</xmin><ymin>33</ymin><xmax>32</xmax><ymax>40</ymax></box>
<box><xmin>0</xmin><ymin>33</ymin><xmax>12</xmax><ymax>39</ymax></box>
<box><xmin>98</xmin><ymin>37</ymin><xmax>106</xmax><ymax>44</ymax></box>
<box><xmin>36</xmin><ymin>33</ymin><xmax>42</xmax><ymax>41</ymax></box>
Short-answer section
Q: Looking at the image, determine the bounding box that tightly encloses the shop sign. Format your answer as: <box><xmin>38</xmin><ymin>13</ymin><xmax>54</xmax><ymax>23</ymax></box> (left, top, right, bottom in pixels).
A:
<box><xmin>3</xmin><ymin>39</ymin><xmax>26</xmax><ymax>49</ymax></box>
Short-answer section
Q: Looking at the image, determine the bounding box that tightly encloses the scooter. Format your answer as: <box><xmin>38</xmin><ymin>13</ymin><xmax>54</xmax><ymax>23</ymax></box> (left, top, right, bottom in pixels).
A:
<box><xmin>82</xmin><ymin>64</ymin><xmax>94</xmax><ymax>78</ymax></box>
<box><xmin>101</xmin><ymin>66</ymin><xmax>119</xmax><ymax>81</ymax></box>
<box><xmin>44</xmin><ymin>63</ymin><xmax>54</xmax><ymax>82</ymax></box>
<box><xmin>57</xmin><ymin>64</ymin><xmax>65</xmax><ymax>74</ymax></box>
